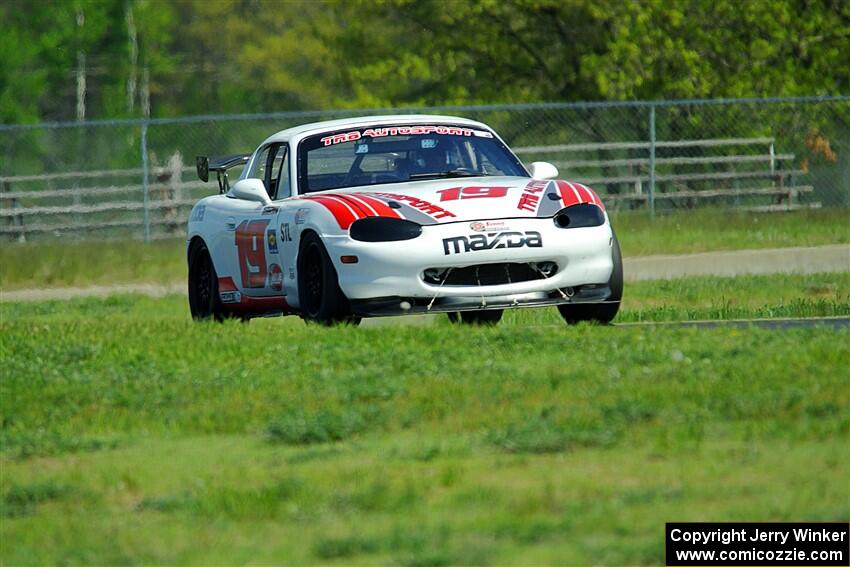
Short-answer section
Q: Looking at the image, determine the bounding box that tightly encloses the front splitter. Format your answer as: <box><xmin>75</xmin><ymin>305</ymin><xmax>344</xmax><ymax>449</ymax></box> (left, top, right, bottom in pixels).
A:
<box><xmin>350</xmin><ymin>285</ymin><xmax>614</xmax><ymax>317</ymax></box>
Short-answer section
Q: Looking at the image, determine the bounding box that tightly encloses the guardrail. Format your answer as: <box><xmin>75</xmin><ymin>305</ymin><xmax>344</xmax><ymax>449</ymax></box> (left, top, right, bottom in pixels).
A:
<box><xmin>0</xmin><ymin>137</ymin><xmax>816</xmax><ymax>240</ymax></box>
<box><xmin>1</xmin><ymin>96</ymin><xmax>846</xmax><ymax>241</ymax></box>
<box><xmin>0</xmin><ymin>156</ymin><xmax>207</xmax><ymax>240</ymax></box>
<box><xmin>512</xmin><ymin>136</ymin><xmax>816</xmax><ymax>208</ymax></box>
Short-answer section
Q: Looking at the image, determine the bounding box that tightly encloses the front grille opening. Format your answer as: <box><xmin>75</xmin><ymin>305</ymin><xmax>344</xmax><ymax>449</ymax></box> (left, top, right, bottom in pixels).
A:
<box><xmin>423</xmin><ymin>262</ymin><xmax>558</xmax><ymax>286</ymax></box>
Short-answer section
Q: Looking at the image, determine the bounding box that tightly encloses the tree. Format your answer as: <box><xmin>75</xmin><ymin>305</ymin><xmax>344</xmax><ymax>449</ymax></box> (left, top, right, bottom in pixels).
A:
<box><xmin>1</xmin><ymin>0</ymin><xmax>847</xmax><ymax>123</ymax></box>
<box><xmin>586</xmin><ymin>0</ymin><xmax>850</xmax><ymax>100</ymax></box>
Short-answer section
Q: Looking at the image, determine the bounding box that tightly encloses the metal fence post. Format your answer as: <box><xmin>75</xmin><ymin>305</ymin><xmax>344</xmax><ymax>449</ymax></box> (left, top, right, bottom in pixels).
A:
<box><xmin>141</xmin><ymin>120</ymin><xmax>150</xmax><ymax>242</ymax></box>
<box><xmin>648</xmin><ymin>104</ymin><xmax>656</xmax><ymax>217</ymax></box>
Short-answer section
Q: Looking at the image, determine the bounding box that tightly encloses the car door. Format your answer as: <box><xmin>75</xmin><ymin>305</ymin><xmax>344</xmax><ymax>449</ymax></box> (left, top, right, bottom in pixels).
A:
<box><xmin>264</xmin><ymin>143</ymin><xmax>295</xmax><ymax>298</ymax></box>
<box><xmin>226</xmin><ymin>144</ymin><xmax>283</xmax><ymax>298</ymax></box>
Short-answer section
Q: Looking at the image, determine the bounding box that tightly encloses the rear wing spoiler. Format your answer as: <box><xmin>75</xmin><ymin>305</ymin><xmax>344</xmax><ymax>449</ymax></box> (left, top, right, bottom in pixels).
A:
<box><xmin>196</xmin><ymin>154</ymin><xmax>251</xmax><ymax>193</ymax></box>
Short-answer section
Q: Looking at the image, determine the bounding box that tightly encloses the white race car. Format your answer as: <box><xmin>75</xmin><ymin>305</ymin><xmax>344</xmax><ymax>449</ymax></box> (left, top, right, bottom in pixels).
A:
<box><xmin>187</xmin><ymin>115</ymin><xmax>622</xmax><ymax>325</ymax></box>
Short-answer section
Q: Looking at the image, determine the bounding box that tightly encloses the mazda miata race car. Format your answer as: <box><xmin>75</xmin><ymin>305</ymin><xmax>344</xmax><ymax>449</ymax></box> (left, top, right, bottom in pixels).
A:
<box><xmin>187</xmin><ymin>115</ymin><xmax>622</xmax><ymax>325</ymax></box>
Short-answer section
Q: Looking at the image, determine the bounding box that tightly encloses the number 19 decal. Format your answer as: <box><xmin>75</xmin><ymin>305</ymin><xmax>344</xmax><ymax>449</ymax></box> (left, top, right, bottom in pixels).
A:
<box><xmin>235</xmin><ymin>219</ymin><xmax>271</xmax><ymax>288</ymax></box>
<box><xmin>437</xmin><ymin>186</ymin><xmax>509</xmax><ymax>201</ymax></box>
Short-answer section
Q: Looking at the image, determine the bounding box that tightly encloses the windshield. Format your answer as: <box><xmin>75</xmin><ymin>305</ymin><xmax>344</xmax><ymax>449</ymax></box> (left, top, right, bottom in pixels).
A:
<box><xmin>298</xmin><ymin>124</ymin><xmax>527</xmax><ymax>193</ymax></box>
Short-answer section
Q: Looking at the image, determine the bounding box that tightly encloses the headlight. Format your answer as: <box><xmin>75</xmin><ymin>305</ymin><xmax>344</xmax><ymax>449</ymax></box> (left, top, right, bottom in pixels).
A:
<box><xmin>349</xmin><ymin>216</ymin><xmax>423</xmax><ymax>242</ymax></box>
<box><xmin>553</xmin><ymin>203</ymin><xmax>604</xmax><ymax>229</ymax></box>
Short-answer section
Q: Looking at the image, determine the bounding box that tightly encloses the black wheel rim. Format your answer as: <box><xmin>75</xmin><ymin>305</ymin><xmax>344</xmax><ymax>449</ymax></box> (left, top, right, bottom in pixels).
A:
<box><xmin>302</xmin><ymin>243</ymin><xmax>323</xmax><ymax>316</ymax></box>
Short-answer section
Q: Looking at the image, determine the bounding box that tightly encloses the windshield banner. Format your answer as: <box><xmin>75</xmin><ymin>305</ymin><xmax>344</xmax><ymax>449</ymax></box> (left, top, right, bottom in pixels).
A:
<box><xmin>320</xmin><ymin>125</ymin><xmax>494</xmax><ymax>147</ymax></box>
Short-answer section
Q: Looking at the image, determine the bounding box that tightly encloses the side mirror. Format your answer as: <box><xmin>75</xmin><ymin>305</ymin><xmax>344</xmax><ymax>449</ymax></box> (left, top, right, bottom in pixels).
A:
<box><xmin>229</xmin><ymin>178</ymin><xmax>271</xmax><ymax>205</ymax></box>
<box><xmin>528</xmin><ymin>161</ymin><xmax>559</xmax><ymax>180</ymax></box>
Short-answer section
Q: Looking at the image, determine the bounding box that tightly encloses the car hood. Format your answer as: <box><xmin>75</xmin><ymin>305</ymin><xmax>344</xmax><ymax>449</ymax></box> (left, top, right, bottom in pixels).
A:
<box><xmin>303</xmin><ymin>176</ymin><xmax>604</xmax><ymax>227</ymax></box>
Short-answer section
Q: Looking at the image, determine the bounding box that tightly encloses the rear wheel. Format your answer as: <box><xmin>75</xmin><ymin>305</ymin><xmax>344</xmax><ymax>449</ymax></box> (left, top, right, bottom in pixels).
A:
<box><xmin>447</xmin><ymin>309</ymin><xmax>504</xmax><ymax>325</ymax></box>
<box><xmin>188</xmin><ymin>240</ymin><xmax>226</xmax><ymax>321</ymax></box>
<box><xmin>558</xmin><ymin>232</ymin><xmax>623</xmax><ymax>325</ymax></box>
<box><xmin>297</xmin><ymin>232</ymin><xmax>360</xmax><ymax>326</ymax></box>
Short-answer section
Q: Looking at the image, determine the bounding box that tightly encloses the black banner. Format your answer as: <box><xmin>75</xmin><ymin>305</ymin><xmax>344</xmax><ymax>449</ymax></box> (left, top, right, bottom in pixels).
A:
<box><xmin>666</xmin><ymin>523</ymin><xmax>849</xmax><ymax>566</ymax></box>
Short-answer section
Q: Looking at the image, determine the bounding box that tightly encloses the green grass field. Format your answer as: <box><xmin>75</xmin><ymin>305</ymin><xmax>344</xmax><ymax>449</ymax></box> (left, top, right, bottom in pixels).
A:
<box><xmin>3</xmin><ymin>272</ymin><xmax>849</xmax><ymax>324</ymax></box>
<box><xmin>2</xmin><ymin>272</ymin><xmax>848</xmax><ymax>564</ymax></box>
<box><xmin>1</xmin><ymin>208</ymin><xmax>847</xmax><ymax>291</ymax></box>
<box><xmin>611</xmin><ymin>207</ymin><xmax>849</xmax><ymax>256</ymax></box>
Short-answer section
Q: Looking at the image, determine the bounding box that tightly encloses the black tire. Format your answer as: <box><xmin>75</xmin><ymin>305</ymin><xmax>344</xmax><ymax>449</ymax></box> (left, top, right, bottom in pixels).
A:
<box><xmin>558</xmin><ymin>232</ymin><xmax>623</xmax><ymax>325</ymax></box>
<box><xmin>188</xmin><ymin>239</ymin><xmax>227</xmax><ymax>322</ymax></box>
<box><xmin>447</xmin><ymin>309</ymin><xmax>504</xmax><ymax>325</ymax></box>
<box><xmin>297</xmin><ymin>232</ymin><xmax>360</xmax><ymax>326</ymax></box>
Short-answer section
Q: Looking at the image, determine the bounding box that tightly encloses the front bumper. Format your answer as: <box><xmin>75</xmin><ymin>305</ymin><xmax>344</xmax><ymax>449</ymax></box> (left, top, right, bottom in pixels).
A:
<box><xmin>326</xmin><ymin>217</ymin><xmax>615</xmax><ymax>305</ymax></box>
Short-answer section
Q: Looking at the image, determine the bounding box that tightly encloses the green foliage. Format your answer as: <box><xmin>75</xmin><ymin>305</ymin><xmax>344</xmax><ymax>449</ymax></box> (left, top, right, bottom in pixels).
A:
<box><xmin>583</xmin><ymin>0</ymin><xmax>850</xmax><ymax>100</ymax></box>
<box><xmin>336</xmin><ymin>0</ymin><xmax>850</xmax><ymax>105</ymax></box>
<box><xmin>0</xmin><ymin>0</ymin><xmax>175</xmax><ymax>122</ymax></box>
<box><xmin>2</xmin><ymin>1</ymin><xmax>848</xmax><ymax>122</ymax></box>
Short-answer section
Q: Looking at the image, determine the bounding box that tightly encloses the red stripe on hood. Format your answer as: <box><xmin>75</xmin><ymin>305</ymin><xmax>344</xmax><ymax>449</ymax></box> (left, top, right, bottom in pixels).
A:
<box><xmin>556</xmin><ymin>180</ymin><xmax>582</xmax><ymax>207</ymax></box>
<box><xmin>354</xmin><ymin>194</ymin><xmax>402</xmax><ymax>218</ymax></box>
<box><xmin>575</xmin><ymin>183</ymin><xmax>606</xmax><ymax>211</ymax></box>
<box><xmin>333</xmin><ymin>193</ymin><xmax>374</xmax><ymax>217</ymax></box>
<box><xmin>556</xmin><ymin>180</ymin><xmax>606</xmax><ymax>211</ymax></box>
<box><xmin>302</xmin><ymin>195</ymin><xmax>361</xmax><ymax>229</ymax></box>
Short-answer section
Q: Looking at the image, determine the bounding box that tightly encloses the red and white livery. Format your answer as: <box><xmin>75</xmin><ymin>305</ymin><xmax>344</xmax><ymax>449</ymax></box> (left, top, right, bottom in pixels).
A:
<box><xmin>187</xmin><ymin>115</ymin><xmax>622</xmax><ymax>325</ymax></box>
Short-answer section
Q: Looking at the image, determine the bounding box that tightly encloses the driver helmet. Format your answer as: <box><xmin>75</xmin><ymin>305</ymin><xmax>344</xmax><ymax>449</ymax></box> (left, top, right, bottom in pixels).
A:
<box><xmin>413</xmin><ymin>144</ymin><xmax>448</xmax><ymax>172</ymax></box>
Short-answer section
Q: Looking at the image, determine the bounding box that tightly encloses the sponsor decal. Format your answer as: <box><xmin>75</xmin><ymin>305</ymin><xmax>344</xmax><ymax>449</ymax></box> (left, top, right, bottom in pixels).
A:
<box><xmin>442</xmin><ymin>231</ymin><xmax>543</xmax><ymax>255</ymax></box>
<box><xmin>294</xmin><ymin>208</ymin><xmax>310</xmax><ymax>224</ymax></box>
<box><xmin>220</xmin><ymin>290</ymin><xmax>242</xmax><ymax>304</ymax></box>
<box><xmin>373</xmin><ymin>192</ymin><xmax>455</xmax><ymax>220</ymax></box>
<box><xmin>269</xmin><ymin>263</ymin><xmax>283</xmax><ymax>291</ymax></box>
<box><xmin>470</xmin><ymin>220</ymin><xmax>509</xmax><ymax>232</ymax></box>
<box><xmin>280</xmin><ymin>223</ymin><xmax>292</xmax><ymax>242</ymax></box>
<box><xmin>517</xmin><ymin>179</ymin><xmax>549</xmax><ymax>212</ymax></box>
<box><xmin>289</xmin><ymin>267</ymin><xmax>296</xmax><ymax>280</ymax></box>
<box><xmin>189</xmin><ymin>204</ymin><xmax>205</xmax><ymax>222</ymax></box>
<box><xmin>355</xmin><ymin>143</ymin><xmax>369</xmax><ymax>154</ymax></box>
<box><xmin>320</xmin><ymin>125</ymin><xmax>494</xmax><ymax>147</ymax></box>
<box><xmin>267</xmin><ymin>229</ymin><xmax>279</xmax><ymax>253</ymax></box>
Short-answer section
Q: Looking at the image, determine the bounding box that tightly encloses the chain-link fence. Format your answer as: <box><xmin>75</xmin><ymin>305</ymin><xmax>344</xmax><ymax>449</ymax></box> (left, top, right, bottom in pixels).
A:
<box><xmin>1</xmin><ymin>96</ymin><xmax>847</xmax><ymax>242</ymax></box>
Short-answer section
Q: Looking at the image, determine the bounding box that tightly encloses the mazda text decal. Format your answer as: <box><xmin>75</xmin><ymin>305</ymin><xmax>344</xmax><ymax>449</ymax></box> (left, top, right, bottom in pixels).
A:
<box><xmin>442</xmin><ymin>231</ymin><xmax>543</xmax><ymax>255</ymax></box>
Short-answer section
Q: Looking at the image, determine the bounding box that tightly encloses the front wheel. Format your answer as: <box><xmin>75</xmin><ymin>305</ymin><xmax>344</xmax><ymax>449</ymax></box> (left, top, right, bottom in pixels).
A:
<box><xmin>558</xmin><ymin>232</ymin><xmax>623</xmax><ymax>325</ymax></box>
<box><xmin>297</xmin><ymin>232</ymin><xmax>360</xmax><ymax>326</ymax></box>
<box><xmin>447</xmin><ymin>309</ymin><xmax>504</xmax><ymax>325</ymax></box>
